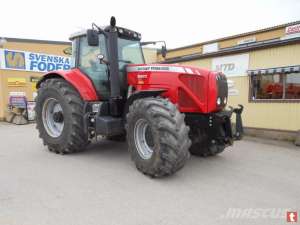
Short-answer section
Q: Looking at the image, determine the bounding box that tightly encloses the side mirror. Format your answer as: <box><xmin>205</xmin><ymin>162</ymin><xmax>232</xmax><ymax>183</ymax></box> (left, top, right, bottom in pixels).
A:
<box><xmin>87</xmin><ymin>29</ymin><xmax>99</xmax><ymax>46</ymax></box>
<box><xmin>161</xmin><ymin>45</ymin><xmax>167</xmax><ymax>58</ymax></box>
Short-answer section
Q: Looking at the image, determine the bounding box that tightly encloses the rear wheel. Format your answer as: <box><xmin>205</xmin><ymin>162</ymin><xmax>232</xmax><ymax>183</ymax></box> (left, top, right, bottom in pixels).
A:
<box><xmin>35</xmin><ymin>78</ymin><xmax>89</xmax><ymax>154</ymax></box>
<box><xmin>126</xmin><ymin>97</ymin><xmax>191</xmax><ymax>178</ymax></box>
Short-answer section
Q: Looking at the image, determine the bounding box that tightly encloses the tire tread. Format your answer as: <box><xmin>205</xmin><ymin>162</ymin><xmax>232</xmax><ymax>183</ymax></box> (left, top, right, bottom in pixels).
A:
<box><xmin>35</xmin><ymin>78</ymin><xmax>88</xmax><ymax>154</ymax></box>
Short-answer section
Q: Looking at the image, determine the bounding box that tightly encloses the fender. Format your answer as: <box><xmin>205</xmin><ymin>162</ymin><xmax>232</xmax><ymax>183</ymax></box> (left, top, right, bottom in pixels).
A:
<box><xmin>36</xmin><ymin>68</ymin><xmax>98</xmax><ymax>101</ymax></box>
<box><xmin>123</xmin><ymin>89</ymin><xmax>166</xmax><ymax>118</ymax></box>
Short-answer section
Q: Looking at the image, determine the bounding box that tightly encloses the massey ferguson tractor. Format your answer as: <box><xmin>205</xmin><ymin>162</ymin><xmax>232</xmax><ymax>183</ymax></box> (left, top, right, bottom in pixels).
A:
<box><xmin>35</xmin><ymin>17</ymin><xmax>243</xmax><ymax>178</ymax></box>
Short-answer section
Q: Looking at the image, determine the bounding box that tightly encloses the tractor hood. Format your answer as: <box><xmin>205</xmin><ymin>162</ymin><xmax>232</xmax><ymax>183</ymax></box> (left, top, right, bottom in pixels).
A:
<box><xmin>126</xmin><ymin>64</ymin><xmax>227</xmax><ymax>113</ymax></box>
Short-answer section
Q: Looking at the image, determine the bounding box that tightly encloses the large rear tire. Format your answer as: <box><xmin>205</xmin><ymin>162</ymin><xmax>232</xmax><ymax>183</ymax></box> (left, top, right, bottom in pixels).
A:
<box><xmin>35</xmin><ymin>78</ymin><xmax>89</xmax><ymax>154</ymax></box>
<box><xmin>126</xmin><ymin>97</ymin><xmax>191</xmax><ymax>178</ymax></box>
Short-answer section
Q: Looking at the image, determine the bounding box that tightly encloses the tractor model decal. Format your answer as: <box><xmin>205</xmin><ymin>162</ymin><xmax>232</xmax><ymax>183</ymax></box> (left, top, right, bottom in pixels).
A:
<box><xmin>127</xmin><ymin>65</ymin><xmax>186</xmax><ymax>73</ymax></box>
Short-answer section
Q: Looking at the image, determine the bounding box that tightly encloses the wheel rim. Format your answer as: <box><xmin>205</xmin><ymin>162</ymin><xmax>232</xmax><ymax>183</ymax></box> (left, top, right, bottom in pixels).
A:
<box><xmin>42</xmin><ymin>98</ymin><xmax>64</xmax><ymax>138</ymax></box>
<box><xmin>134</xmin><ymin>119</ymin><xmax>154</xmax><ymax>160</ymax></box>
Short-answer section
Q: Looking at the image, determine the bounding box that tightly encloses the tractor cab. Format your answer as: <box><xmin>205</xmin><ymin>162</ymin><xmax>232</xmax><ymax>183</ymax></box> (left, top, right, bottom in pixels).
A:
<box><xmin>69</xmin><ymin>21</ymin><xmax>145</xmax><ymax>100</ymax></box>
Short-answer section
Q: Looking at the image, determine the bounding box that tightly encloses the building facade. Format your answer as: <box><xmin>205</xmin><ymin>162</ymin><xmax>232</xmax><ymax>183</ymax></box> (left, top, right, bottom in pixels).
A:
<box><xmin>159</xmin><ymin>21</ymin><xmax>300</xmax><ymax>140</ymax></box>
<box><xmin>0</xmin><ymin>38</ymin><xmax>71</xmax><ymax>120</ymax></box>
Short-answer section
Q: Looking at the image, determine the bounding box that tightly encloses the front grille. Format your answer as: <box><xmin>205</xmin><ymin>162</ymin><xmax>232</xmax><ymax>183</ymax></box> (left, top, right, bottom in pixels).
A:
<box><xmin>179</xmin><ymin>74</ymin><xmax>206</xmax><ymax>102</ymax></box>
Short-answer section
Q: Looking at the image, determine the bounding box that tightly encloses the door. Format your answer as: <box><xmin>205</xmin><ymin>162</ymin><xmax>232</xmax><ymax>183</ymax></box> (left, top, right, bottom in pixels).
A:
<box><xmin>78</xmin><ymin>34</ymin><xmax>110</xmax><ymax>99</ymax></box>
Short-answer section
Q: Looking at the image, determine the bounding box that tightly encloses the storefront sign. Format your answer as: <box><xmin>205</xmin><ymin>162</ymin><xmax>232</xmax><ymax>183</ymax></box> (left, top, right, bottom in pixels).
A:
<box><xmin>7</xmin><ymin>77</ymin><xmax>26</xmax><ymax>87</ymax></box>
<box><xmin>0</xmin><ymin>49</ymin><xmax>71</xmax><ymax>72</ymax></box>
<box><xmin>9</xmin><ymin>95</ymin><xmax>27</xmax><ymax>108</ymax></box>
<box><xmin>281</xmin><ymin>24</ymin><xmax>300</xmax><ymax>40</ymax></box>
<box><xmin>227</xmin><ymin>79</ymin><xmax>239</xmax><ymax>96</ymax></box>
<box><xmin>203</xmin><ymin>42</ymin><xmax>219</xmax><ymax>54</ymax></box>
<box><xmin>212</xmin><ymin>53</ymin><xmax>249</xmax><ymax>77</ymax></box>
<box><xmin>286</xmin><ymin>24</ymin><xmax>300</xmax><ymax>35</ymax></box>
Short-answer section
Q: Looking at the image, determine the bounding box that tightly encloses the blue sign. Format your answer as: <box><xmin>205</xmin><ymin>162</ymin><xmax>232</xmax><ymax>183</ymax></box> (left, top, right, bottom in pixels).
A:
<box><xmin>4</xmin><ymin>50</ymin><xmax>26</xmax><ymax>69</ymax></box>
<box><xmin>28</xmin><ymin>53</ymin><xmax>71</xmax><ymax>72</ymax></box>
<box><xmin>0</xmin><ymin>49</ymin><xmax>71</xmax><ymax>72</ymax></box>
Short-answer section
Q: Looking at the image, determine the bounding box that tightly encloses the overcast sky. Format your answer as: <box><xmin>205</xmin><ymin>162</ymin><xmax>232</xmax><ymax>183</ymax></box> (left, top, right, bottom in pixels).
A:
<box><xmin>1</xmin><ymin>0</ymin><xmax>299</xmax><ymax>49</ymax></box>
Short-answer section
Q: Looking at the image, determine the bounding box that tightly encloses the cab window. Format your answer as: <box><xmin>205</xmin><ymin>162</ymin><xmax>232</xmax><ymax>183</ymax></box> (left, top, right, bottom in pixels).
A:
<box><xmin>78</xmin><ymin>34</ymin><xmax>110</xmax><ymax>99</ymax></box>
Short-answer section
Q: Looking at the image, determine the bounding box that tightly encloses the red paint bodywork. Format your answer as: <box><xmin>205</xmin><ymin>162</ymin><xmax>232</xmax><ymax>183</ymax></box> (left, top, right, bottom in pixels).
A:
<box><xmin>40</xmin><ymin>68</ymin><xmax>98</xmax><ymax>101</ymax></box>
<box><xmin>40</xmin><ymin>64</ymin><xmax>221</xmax><ymax>113</ymax></box>
<box><xmin>127</xmin><ymin>64</ymin><xmax>220</xmax><ymax>113</ymax></box>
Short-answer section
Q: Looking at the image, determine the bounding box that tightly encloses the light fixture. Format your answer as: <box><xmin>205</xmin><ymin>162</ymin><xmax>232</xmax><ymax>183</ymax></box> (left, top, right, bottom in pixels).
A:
<box><xmin>0</xmin><ymin>37</ymin><xmax>7</xmax><ymax>48</ymax></box>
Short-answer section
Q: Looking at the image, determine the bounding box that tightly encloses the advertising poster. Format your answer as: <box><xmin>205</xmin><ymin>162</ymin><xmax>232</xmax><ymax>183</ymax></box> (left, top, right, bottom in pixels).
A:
<box><xmin>0</xmin><ymin>49</ymin><xmax>71</xmax><ymax>73</ymax></box>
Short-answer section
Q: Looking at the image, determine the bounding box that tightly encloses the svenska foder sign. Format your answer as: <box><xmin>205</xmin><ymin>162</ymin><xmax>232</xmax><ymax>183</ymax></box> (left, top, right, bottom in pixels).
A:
<box><xmin>0</xmin><ymin>49</ymin><xmax>71</xmax><ymax>72</ymax></box>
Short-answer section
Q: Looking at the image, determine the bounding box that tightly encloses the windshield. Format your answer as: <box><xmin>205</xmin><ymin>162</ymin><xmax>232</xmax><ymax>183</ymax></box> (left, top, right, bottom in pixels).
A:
<box><xmin>117</xmin><ymin>38</ymin><xmax>145</xmax><ymax>64</ymax></box>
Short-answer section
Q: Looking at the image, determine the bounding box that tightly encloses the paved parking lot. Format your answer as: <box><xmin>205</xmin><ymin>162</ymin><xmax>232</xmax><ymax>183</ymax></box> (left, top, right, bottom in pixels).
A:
<box><xmin>0</xmin><ymin>122</ymin><xmax>299</xmax><ymax>225</ymax></box>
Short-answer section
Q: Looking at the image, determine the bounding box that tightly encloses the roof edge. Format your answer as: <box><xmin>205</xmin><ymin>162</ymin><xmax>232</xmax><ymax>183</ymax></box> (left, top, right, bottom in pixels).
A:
<box><xmin>166</xmin><ymin>20</ymin><xmax>300</xmax><ymax>53</ymax></box>
<box><xmin>162</xmin><ymin>37</ymin><xmax>300</xmax><ymax>63</ymax></box>
<box><xmin>1</xmin><ymin>37</ymin><xmax>71</xmax><ymax>45</ymax></box>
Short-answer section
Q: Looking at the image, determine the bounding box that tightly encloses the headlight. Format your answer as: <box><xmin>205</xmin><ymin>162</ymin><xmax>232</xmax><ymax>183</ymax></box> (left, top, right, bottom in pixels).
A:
<box><xmin>224</xmin><ymin>97</ymin><xmax>227</xmax><ymax>104</ymax></box>
<box><xmin>217</xmin><ymin>97</ymin><xmax>221</xmax><ymax>105</ymax></box>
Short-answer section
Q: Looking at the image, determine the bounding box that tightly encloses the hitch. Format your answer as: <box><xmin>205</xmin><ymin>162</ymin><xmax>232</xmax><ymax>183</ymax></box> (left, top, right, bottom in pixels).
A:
<box><xmin>229</xmin><ymin>105</ymin><xmax>244</xmax><ymax>140</ymax></box>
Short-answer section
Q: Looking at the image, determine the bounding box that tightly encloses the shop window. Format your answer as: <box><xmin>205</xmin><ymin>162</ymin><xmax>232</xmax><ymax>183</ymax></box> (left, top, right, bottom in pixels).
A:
<box><xmin>250</xmin><ymin>72</ymin><xmax>300</xmax><ymax>100</ymax></box>
<box><xmin>285</xmin><ymin>73</ymin><xmax>300</xmax><ymax>99</ymax></box>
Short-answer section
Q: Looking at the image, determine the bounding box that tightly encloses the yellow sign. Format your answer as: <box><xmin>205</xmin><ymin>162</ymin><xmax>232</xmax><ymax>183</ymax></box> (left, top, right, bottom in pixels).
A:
<box><xmin>30</xmin><ymin>76</ymin><xmax>40</xmax><ymax>91</ymax></box>
<box><xmin>7</xmin><ymin>77</ymin><xmax>27</xmax><ymax>87</ymax></box>
<box><xmin>32</xmin><ymin>83</ymin><xmax>37</xmax><ymax>91</ymax></box>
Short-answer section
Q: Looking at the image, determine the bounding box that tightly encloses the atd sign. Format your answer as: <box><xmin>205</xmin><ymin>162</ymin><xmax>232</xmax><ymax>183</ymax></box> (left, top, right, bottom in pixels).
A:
<box><xmin>212</xmin><ymin>53</ymin><xmax>249</xmax><ymax>77</ymax></box>
<box><xmin>0</xmin><ymin>49</ymin><xmax>71</xmax><ymax>72</ymax></box>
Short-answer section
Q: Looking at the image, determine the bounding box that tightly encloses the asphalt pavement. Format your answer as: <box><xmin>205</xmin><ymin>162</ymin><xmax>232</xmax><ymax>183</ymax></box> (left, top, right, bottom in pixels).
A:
<box><xmin>0</xmin><ymin>122</ymin><xmax>299</xmax><ymax>225</ymax></box>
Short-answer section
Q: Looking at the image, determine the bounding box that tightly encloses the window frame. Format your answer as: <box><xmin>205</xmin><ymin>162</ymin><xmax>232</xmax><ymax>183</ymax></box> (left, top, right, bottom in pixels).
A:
<box><xmin>70</xmin><ymin>34</ymin><xmax>109</xmax><ymax>99</ymax></box>
<box><xmin>117</xmin><ymin>38</ymin><xmax>145</xmax><ymax>65</ymax></box>
<box><xmin>249</xmin><ymin>71</ymin><xmax>300</xmax><ymax>103</ymax></box>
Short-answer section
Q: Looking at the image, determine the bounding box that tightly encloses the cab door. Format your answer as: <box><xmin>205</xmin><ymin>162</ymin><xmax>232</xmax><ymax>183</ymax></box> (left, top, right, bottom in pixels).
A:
<box><xmin>77</xmin><ymin>34</ymin><xmax>110</xmax><ymax>99</ymax></box>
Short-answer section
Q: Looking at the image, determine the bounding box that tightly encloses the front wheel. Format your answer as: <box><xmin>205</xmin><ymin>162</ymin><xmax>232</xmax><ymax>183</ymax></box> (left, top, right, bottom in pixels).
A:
<box><xmin>126</xmin><ymin>97</ymin><xmax>191</xmax><ymax>178</ymax></box>
<box><xmin>35</xmin><ymin>78</ymin><xmax>89</xmax><ymax>154</ymax></box>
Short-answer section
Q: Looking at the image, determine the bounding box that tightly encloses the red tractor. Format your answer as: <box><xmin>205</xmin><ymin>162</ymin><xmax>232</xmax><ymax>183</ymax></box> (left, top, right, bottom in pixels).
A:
<box><xmin>35</xmin><ymin>17</ymin><xmax>243</xmax><ymax>177</ymax></box>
